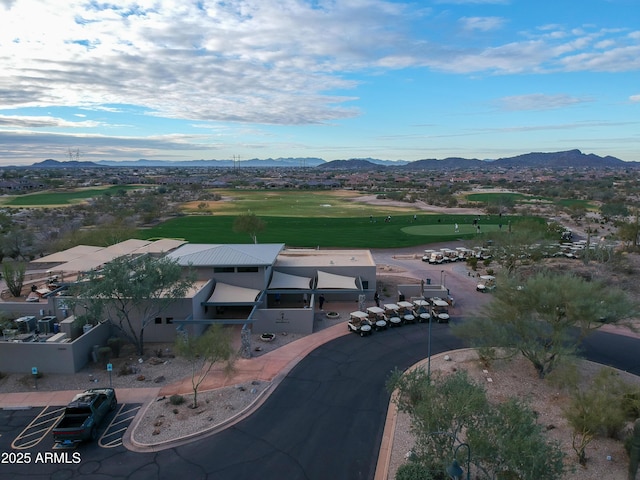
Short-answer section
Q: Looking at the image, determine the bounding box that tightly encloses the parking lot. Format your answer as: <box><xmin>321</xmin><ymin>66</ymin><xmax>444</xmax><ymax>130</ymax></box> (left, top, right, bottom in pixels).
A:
<box><xmin>2</xmin><ymin>402</ymin><xmax>141</xmax><ymax>453</ymax></box>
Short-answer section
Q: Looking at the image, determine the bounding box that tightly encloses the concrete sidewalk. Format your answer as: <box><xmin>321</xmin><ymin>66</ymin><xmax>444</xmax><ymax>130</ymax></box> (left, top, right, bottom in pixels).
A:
<box><xmin>158</xmin><ymin>321</ymin><xmax>350</xmax><ymax>397</ymax></box>
<box><xmin>0</xmin><ymin>321</ymin><xmax>350</xmax><ymax>410</ymax></box>
<box><xmin>0</xmin><ymin>315</ymin><xmax>400</xmax><ymax>478</ymax></box>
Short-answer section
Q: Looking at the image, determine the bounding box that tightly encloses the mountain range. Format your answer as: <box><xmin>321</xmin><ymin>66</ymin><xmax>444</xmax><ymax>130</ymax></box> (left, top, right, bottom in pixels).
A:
<box><xmin>28</xmin><ymin>149</ymin><xmax>637</xmax><ymax>170</ymax></box>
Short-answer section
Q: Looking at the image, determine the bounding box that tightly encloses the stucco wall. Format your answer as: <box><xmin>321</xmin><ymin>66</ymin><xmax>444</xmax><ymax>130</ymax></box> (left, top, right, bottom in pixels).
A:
<box><xmin>396</xmin><ymin>284</ymin><xmax>448</xmax><ymax>298</ymax></box>
<box><xmin>253</xmin><ymin>307</ymin><xmax>314</xmax><ymax>334</ymax></box>
<box><xmin>0</xmin><ymin>321</ymin><xmax>112</xmax><ymax>374</ymax></box>
<box><xmin>0</xmin><ymin>298</ymin><xmax>58</xmax><ymax>320</ymax></box>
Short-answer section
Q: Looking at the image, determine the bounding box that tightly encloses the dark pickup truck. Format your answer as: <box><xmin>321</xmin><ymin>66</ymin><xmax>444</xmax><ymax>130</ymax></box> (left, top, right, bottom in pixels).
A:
<box><xmin>52</xmin><ymin>388</ymin><xmax>117</xmax><ymax>447</ymax></box>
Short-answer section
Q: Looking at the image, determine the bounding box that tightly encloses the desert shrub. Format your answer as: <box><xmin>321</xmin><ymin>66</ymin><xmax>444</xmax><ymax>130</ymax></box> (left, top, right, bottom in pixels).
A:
<box><xmin>97</xmin><ymin>346</ymin><xmax>112</xmax><ymax>365</ymax></box>
<box><xmin>169</xmin><ymin>394</ymin><xmax>185</xmax><ymax>406</ymax></box>
<box><xmin>564</xmin><ymin>368</ymin><xmax>633</xmax><ymax>465</ymax></box>
<box><xmin>477</xmin><ymin>346</ymin><xmax>497</xmax><ymax>368</ymax></box>
<box><xmin>107</xmin><ymin>337</ymin><xmax>123</xmax><ymax>358</ymax></box>
<box><xmin>118</xmin><ymin>363</ymin><xmax>135</xmax><ymax>376</ymax></box>
<box><xmin>396</xmin><ymin>461</ymin><xmax>444</xmax><ymax>480</ymax></box>
<box><xmin>621</xmin><ymin>389</ymin><xmax>640</xmax><ymax>420</ymax></box>
<box><xmin>546</xmin><ymin>361</ymin><xmax>580</xmax><ymax>392</ymax></box>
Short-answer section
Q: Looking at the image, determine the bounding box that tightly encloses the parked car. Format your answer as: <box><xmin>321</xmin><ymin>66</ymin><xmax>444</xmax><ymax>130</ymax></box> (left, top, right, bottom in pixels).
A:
<box><xmin>52</xmin><ymin>388</ymin><xmax>117</xmax><ymax>447</ymax></box>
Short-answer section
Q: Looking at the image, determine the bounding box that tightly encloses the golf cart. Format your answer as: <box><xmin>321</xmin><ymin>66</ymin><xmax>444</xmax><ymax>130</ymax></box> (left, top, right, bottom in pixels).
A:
<box><xmin>348</xmin><ymin>311</ymin><xmax>372</xmax><ymax>337</ymax></box>
<box><xmin>422</xmin><ymin>249</ymin><xmax>436</xmax><ymax>262</ymax></box>
<box><xmin>384</xmin><ymin>303</ymin><xmax>403</xmax><ymax>327</ymax></box>
<box><xmin>397</xmin><ymin>300</ymin><xmax>417</xmax><ymax>324</ymax></box>
<box><xmin>413</xmin><ymin>299</ymin><xmax>431</xmax><ymax>323</ymax></box>
<box><xmin>476</xmin><ymin>275</ymin><xmax>496</xmax><ymax>293</ymax></box>
<box><xmin>430</xmin><ymin>298</ymin><xmax>450</xmax><ymax>323</ymax></box>
<box><xmin>366</xmin><ymin>306</ymin><xmax>388</xmax><ymax>331</ymax></box>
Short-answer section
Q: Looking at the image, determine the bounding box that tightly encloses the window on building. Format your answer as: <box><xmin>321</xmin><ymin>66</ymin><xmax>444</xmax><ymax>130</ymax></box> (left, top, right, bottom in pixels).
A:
<box><xmin>154</xmin><ymin>317</ymin><xmax>162</xmax><ymax>324</ymax></box>
<box><xmin>237</xmin><ymin>266</ymin><xmax>259</xmax><ymax>273</ymax></box>
<box><xmin>213</xmin><ymin>267</ymin><xmax>235</xmax><ymax>273</ymax></box>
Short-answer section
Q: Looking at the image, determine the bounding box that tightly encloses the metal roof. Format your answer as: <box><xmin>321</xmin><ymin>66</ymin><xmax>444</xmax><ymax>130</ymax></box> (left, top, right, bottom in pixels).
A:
<box><xmin>32</xmin><ymin>245</ymin><xmax>105</xmax><ymax>264</ymax></box>
<box><xmin>167</xmin><ymin>243</ymin><xmax>285</xmax><ymax>267</ymax></box>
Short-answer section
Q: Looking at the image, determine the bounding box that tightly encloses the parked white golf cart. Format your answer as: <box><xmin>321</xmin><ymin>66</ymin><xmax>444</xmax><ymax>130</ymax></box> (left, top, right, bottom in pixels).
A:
<box><xmin>384</xmin><ymin>303</ymin><xmax>403</xmax><ymax>327</ymax></box>
<box><xmin>476</xmin><ymin>275</ymin><xmax>496</xmax><ymax>293</ymax></box>
<box><xmin>413</xmin><ymin>299</ymin><xmax>431</xmax><ymax>323</ymax></box>
<box><xmin>397</xmin><ymin>301</ymin><xmax>417</xmax><ymax>324</ymax></box>
<box><xmin>348</xmin><ymin>311</ymin><xmax>372</xmax><ymax>337</ymax></box>
<box><xmin>366</xmin><ymin>306</ymin><xmax>388</xmax><ymax>331</ymax></box>
<box><xmin>430</xmin><ymin>298</ymin><xmax>450</xmax><ymax>323</ymax></box>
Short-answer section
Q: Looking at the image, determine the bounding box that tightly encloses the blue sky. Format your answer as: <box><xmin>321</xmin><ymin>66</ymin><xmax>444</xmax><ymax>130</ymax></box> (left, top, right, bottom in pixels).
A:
<box><xmin>0</xmin><ymin>0</ymin><xmax>638</xmax><ymax>165</ymax></box>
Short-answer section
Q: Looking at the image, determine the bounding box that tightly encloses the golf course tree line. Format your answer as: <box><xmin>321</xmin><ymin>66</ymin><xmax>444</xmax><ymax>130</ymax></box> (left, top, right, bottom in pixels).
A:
<box><xmin>1</xmin><ymin>177</ymin><xmax>639</xmax><ymax>255</ymax></box>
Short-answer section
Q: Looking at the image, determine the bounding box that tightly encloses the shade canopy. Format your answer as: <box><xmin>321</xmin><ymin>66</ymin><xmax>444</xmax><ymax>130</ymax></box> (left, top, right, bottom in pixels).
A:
<box><xmin>268</xmin><ymin>271</ymin><xmax>312</xmax><ymax>290</ymax></box>
<box><xmin>316</xmin><ymin>270</ymin><xmax>359</xmax><ymax>290</ymax></box>
<box><xmin>206</xmin><ymin>282</ymin><xmax>261</xmax><ymax>304</ymax></box>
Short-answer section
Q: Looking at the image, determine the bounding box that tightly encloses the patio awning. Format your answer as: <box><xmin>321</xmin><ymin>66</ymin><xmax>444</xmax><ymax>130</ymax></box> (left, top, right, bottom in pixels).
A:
<box><xmin>205</xmin><ymin>282</ymin><xmax>261</xmax><ymax>304</ymax></box>
<box><xmin>268</xmin><ymin>271</ymin><xmax>312</xmax><ymax>290</ymax></box>
<box><xmin>316</xmin><ymin>270</ymin><xmax>359</xmax><ymax>290</ymax></box>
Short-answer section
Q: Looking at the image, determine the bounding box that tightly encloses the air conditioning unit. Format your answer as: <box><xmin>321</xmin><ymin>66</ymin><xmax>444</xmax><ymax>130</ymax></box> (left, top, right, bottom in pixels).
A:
<box><xmin>38</xmin><ymin>316</ymin><xmax>57</xmax><ymax>334</ymax></box>
<box><xmin>15</xmin><ymin>316</ymin><xmax>36</xmax><ymax>333</ymax></box>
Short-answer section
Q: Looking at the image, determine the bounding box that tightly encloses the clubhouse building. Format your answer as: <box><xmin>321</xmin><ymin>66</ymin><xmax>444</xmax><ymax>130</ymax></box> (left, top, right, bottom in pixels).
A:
<box><xmin>0</xmin><ymin>239</ymin><xmax>376</xmax><ymax>372</ymax></box>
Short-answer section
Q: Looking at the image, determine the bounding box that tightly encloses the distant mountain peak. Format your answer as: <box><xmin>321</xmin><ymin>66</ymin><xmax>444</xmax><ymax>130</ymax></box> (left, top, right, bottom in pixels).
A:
<box><xmin>25</xmin><ymin>150</ymin><xmax>635</xmax><ymax>169</ymax></box>
<box><xmin>32</xmin><ymin>159</ymin><xmax>101</xmax><ymax>168</ymax></box>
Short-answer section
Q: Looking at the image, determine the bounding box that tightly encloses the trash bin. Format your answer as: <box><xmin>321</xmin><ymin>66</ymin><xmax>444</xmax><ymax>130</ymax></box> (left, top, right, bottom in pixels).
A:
<box><xmin>53</xmin><ymin>323</ymin><xmax>59</xmax><ymax>333</ymax></box>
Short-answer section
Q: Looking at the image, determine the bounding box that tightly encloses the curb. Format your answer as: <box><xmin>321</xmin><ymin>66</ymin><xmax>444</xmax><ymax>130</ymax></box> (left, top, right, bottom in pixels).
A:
<box><xmin>124</xmin><ymin>324</ymin><xmax>350</xmax><ymax>452</ymax></box>
<box><xmin>124</xmin><ymin>380</ymin><xmax>277</xmax><ymax>452</ymax></box>
<box><xmin>373</xmin><ymin>348</ymin><xmax>475</xmax><ymax>480</ymax></box>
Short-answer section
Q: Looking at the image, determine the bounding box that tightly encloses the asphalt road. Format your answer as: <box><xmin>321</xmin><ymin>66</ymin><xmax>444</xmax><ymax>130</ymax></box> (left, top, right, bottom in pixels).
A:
<box><xmin>2</xmin><ymin>249</ymin><xmax>639</xmax><ymax>479</ymax></box>
<box><xmin>2</xmin><ymin>323</ymin><xmax>639</xmax><ymax>480</ymax></box>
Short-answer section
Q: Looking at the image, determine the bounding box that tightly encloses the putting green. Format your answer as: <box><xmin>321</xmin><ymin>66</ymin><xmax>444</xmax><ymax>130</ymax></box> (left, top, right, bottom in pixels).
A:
<box><xmin>402</xmin><ymin>223</ymin><xmax>505</xmax><ymax>236</ymax></box>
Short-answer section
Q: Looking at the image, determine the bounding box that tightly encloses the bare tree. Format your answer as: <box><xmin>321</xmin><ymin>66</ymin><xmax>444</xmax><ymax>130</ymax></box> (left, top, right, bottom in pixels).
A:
<box><xmin>233</xmin><ymin>212</ymin><xmax>266</xmax><ymax>244</ymax></box>
<box><xmin>175</xmin><ymin>325</ymin><xmax>235</xmax><ymax>408</ymax></box>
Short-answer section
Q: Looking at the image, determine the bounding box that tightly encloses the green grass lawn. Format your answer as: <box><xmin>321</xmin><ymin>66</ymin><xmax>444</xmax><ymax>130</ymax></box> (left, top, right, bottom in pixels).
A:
<box><xmin>465</xmin><ymin>192</ymin><xmax>595</xmax><ymax>210</ymax></box>
<box><xmin>186</xmin><ymin>189</ymin><xmax>418</xmax><ymax>217</ymax></box>
<box><xmin>139</xmin><ymin>213</ymin><xmax>521</xmax><ymax>248</ymax></box>
<box><xmin>3</xmin><ymin>185</ymin><xmax>146</xmax><ymax>206</ymax></box>
<box><xmin>465</xmin><ymin>192</ymin><xmax>543</xmax><ymax>203</ymax></box>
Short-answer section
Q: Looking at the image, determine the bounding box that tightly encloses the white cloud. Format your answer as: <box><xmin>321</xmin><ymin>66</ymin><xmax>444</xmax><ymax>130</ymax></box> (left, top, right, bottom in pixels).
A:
<box><xmin>0</xmin><ymin>0</ymin><xmax>637</xmax><ymax>126</ymax></box>
<box><xmin>459</xmin><ymin>16</ymin><xmax>505</xmax><ymax>32</ymax></box>
<box><xmin>630</xmin><ymin>95</ymin><xmax>640</xmax><ymax>103</ymax></box>
<box><xmin>0</xmin><ymin>114</ymin><xmax>104</xmax><ymax>128</ymax></box>
<box><xmin>496</xmin><ymin>94</ymin><xmax>590</xmax><ymax>111</ymax></box>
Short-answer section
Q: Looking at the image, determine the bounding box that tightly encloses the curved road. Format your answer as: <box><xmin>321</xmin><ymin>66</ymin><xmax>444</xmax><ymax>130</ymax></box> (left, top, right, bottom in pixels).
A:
<box><xmin>4</xmin><ymin>250</ymin><xmax>639</xmax><ymax>480</ymax></box>
<box><xmin>5</xmin><ymin>322</ymin><xmax>639</xmax><ymax>480</ymax></box>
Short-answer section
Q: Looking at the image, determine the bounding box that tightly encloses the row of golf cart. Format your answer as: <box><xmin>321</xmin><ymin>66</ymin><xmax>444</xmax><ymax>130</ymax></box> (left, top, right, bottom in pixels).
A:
<box><xmin>348</xmin><ymin>298</ymin><xmax>450</xmax><ymax>337</ymax></box>
<box><xmin>422</xmin><ymin>246</ymin><xmax>491</xmax><ymax>264</ymax></box>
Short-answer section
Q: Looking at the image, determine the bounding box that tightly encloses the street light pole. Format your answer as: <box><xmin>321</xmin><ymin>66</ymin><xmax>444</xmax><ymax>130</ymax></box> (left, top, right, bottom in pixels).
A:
<box><xmin>446</xmin><ymin>443</ymin><xmax>471</xmax><ymax>480</ymax></box>
<box><xmin>427</xmin><ymin>313</ymin><xmax>432</xmax><ymax>379</ymax></box>
<box><xmin>425</xmin><ymin>432</ymin><xmax>471</xmax><ymax>480</ymax></box>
